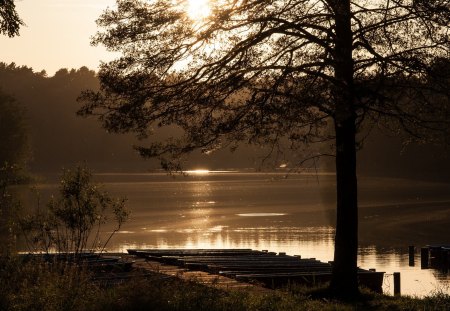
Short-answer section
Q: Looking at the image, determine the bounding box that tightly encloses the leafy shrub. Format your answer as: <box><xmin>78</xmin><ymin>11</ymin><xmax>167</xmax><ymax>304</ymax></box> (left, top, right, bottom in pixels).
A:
<box><xmin>19</xmin><ymin>165</ymin><xmax>129</xmax><ymax>256</ymax></box>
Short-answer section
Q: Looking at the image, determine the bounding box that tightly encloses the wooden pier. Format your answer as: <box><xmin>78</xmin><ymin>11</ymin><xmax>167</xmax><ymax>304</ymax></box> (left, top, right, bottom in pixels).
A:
<box><xmin>128</xmin><ymin>248</ymin><xmax>385</xmax><ymax>293</ymax></box>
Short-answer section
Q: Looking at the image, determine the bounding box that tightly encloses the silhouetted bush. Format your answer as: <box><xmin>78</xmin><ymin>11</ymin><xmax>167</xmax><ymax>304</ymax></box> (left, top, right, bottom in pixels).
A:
<box><xmin>19</xmin><ymin>165</ymin><xmax>129</xmax><ymax>256</ymax></box>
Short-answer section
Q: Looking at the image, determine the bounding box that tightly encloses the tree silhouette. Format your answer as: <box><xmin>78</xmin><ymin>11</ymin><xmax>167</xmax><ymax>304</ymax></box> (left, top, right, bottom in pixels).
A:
<box><xmin>79</xmin><ymin>0</ymin><xmax>449</xmax><ymax>298</ymax></box>
<box><xmin>0</xmin><ymin>0</ymin><xmax>23</xmax><ymax>37</ymax></box>
<box><xmin>0</xmin><ymin>90</ymin><xmax>28</xmax><ymax>167</ymax></box>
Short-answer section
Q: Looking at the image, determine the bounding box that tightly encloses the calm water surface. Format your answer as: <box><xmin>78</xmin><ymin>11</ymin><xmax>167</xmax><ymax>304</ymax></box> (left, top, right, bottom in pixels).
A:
<box><xmin>36</xmin><ymin>171</ymin><xmax>450</xmax><ymax>297</ymax></box>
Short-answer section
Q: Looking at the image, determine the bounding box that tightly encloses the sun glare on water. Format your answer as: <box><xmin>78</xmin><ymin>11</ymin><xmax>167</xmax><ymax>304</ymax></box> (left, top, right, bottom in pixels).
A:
<box><xmin>186</xmin><ymin>169</ymin><xmax>210</xmax><ymax>175</ymax></box>
<box><xmin>187</xmin><ymin>0</ymin><xmax>211</xmax><ymax>20</ymax></box>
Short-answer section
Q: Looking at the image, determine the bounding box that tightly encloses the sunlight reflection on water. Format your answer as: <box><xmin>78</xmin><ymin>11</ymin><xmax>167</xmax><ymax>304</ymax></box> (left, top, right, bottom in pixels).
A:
<box><xmin>237</xmin><ymin>213</ymin><xmax>287</xmax><ymax>217</ymax></box>
<box><xmin>27</xmin><ymin>172</ymin><xmax>450</xmax><ymax>297</ymax></box>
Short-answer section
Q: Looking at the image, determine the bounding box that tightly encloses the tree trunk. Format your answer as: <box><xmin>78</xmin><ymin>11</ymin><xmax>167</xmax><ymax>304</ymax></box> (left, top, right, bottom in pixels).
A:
<box><xmin>329</xmin><ymin>0</ymin><xmax>359</xmax><ymax>298</ymax></box>
<box><xmin>330</xmin><ymin>114</ymin><xmax>358</xmax><ymax>297</ymax></box>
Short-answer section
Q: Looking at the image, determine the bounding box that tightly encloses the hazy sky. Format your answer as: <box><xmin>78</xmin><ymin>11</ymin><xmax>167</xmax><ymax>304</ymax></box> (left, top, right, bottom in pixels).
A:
<box><xmin>0</xmin><ymin>0</ymin><xmax>118</xmax><ymax>76</ymax></box>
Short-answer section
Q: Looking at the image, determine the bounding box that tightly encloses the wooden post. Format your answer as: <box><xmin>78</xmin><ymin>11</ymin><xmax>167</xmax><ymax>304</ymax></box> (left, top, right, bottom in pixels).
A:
<box><xmin>443</xmin><ymin>250</ymin><xmax>449</xmax><ymax>271</ymax></box>
<box><xmin>409</xmin><ymin>246</ymin><xmax>415</xmax><ymax>266</ymax></box>
<box><xmin>421</xmin><ymin>247</ymin><xmax>429</xmax><ymax>269</ymax></box>
<box><xmin>393</xmin><ymin>272</ymin><xmax>401</xmax><ymax>296</ymax></box>
<box><xmin>447</xmin><ymin>251</ymin><xmax>450</xmax><ymax>270</ymax></box>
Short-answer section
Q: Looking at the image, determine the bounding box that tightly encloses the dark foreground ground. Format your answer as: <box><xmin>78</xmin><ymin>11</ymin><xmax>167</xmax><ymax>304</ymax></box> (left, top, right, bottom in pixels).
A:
<box><xmin>1</xmin><ymin>255</ymin><xmax>450</xmax><ymax>311</ymax></box>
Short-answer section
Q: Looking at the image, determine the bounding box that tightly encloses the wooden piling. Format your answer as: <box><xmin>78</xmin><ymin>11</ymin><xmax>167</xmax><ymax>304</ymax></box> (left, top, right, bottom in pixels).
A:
<box><xmin>421</xmin><ymin>247</ymin><xmax>429</xmax><ymax>269</ymax></box>
<box><xmin>393</xmin><ymin>272</ymin><xmax>401</xmax><ymax>296</ymax></box>
<box><xmin>409</xmin><ymin>246</ymin><xmax>415</xmax><ymax>266</ymax></box>
<box><xmin>443</xmin><ymin>249</ymin><xmax>449</xmax><ymax>271</ymax></box>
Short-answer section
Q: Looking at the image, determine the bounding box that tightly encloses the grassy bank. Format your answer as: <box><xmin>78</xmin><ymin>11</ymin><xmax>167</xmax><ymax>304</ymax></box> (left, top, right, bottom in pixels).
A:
<box><xmin>1</xmin><ymin>256</ymin><xmax>450</xmax><ymax>311</ymax></box>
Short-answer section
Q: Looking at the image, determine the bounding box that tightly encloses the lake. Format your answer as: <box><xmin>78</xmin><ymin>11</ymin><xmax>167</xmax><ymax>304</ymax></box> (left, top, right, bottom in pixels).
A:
<box><xmin>33</xmin><ymin>171</ymin><xmax>450</xmax><ymax>297</ymax></box>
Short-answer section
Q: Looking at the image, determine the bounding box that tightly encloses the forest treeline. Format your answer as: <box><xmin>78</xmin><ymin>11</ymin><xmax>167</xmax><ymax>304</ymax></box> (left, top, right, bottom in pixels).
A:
<box><xmin>0</xmin><ymin>63</ymin><xmax>149</xmax><ymax>174</ymax></box>
<box><xmin>0</xmin><ymin>62</ymin><xmax>448</xmax><ymax>179</ymax></box>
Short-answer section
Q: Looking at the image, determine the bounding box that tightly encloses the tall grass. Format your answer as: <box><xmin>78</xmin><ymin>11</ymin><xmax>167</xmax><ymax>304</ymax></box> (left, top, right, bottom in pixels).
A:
<box><xmin>2</xmin><ymin>255</ymin><xmax>449</xmax><ymax>311</ymax></box>
<box><xmin>0</xmin><ymin>256</ymin><xmax>99</xmax><ymax>311</ymax></box>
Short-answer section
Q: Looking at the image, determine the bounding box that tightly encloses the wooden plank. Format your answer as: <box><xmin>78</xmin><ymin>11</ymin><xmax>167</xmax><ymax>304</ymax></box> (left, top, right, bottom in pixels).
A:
<box><xmin>181</xmin><ymin>260</ymin><xmax>327</xmax><ymax>266</ymax></box>
<box><xmin>219</xmin><ymin>268</ymin><xmax>333</xmax><ymax>278</ymax></box>
<box><xmin>128</xmin><ymin>249</ymin><xmax>261</xmax><ymax>257</ymax></box>
<box><xmin>179</xmin><ymin>257</ymin><xmax>325</xmax><ymax>262</ymax></box>
<box><xmin>188</xmin><ymin>264</ymin><xmax>332</xmax><ymax>274</ymax></box>
<box><xmin>205</xmin><ymin>262</ymin><xmax>331</xmax><ymax>269</ymax></box>
<box><xmin>178</xmin><ymin>257</ymin><xmax>318</xmax><ymax>263</ymax></box>
<box><xmin>140</xmin><ymin>254</ymin><xmax>322</xmax><ymax>266</ymax></box>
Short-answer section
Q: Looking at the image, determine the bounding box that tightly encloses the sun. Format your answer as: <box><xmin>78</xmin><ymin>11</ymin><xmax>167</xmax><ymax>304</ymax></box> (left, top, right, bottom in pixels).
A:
<box><xmin>186</xmin><ymin>0</ymin><xmax>211</xmax><ymax>21</ymax></box>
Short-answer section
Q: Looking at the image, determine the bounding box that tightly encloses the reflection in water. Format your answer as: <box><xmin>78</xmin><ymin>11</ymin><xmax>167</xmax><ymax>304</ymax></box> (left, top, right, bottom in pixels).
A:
<box><xmin>237</xmin><ymin>213</ymin><xmax>287</xmax><ymax>217</ymax></box>
<box><xmin>24</xmin><ymin>172</ymin><xmax>450</xmax><ymax>297</ymax></box>
<box><xmin>187</xmin><ymin>182</ymin><xmax>213</xmax><ymax>230</ymax></box>
<box><xmin>185</xmin><ymin>169</ymin><xmax>211</xmax><ymax>175</ymax></box>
